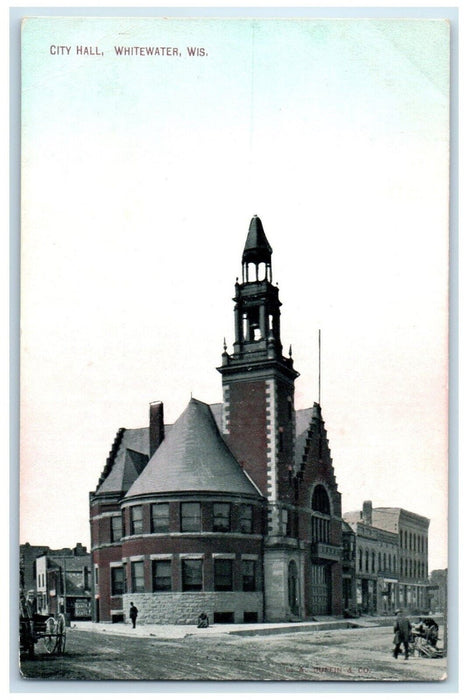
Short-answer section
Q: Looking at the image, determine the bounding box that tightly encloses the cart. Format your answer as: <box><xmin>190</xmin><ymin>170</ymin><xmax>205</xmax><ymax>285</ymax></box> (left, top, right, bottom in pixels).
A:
<box><xmin>20</xmin><ymin>598</ymin><xmax>66</xmax><ymax>658</ymax></box>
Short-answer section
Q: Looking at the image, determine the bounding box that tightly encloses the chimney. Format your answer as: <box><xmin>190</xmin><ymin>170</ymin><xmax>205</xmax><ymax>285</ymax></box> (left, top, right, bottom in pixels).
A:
<box><xmin>149</xmin><ymin>401</ymin><xmax>165</xmax><ymax>457</ymax></box>
<box><xmin>362</xmin><ymin>500</ymin><xmax>372</xmax><ymax>525</ymax></box>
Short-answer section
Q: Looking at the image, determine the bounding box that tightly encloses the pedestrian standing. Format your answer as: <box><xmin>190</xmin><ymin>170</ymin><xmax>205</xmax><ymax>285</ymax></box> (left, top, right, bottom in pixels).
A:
<box><xmin>129</xmin><ymin>602</ymin><xmax>138</xmax><ymax>629</ymax></box>
<box><xmin>393</xmin><ymin>609</ymin><xmax>411</xmax><ymax>660</ymax></box>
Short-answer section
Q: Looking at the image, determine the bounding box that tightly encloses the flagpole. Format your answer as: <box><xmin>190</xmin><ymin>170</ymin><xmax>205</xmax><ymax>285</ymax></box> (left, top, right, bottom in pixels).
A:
<box><xmin>318</xmin><ymin>329</ymin><xmax>321</xmax><ymax>405</ymax></box>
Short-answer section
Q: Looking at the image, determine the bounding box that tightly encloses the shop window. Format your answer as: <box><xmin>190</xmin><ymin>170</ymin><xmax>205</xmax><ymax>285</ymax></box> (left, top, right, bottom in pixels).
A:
<box><xmin>181</xmin><ymin>502</ymin><xmax>201</xmax><ymax>532</ymax></box>
<box><xmin>214</xmin><ymin>559</ymin><xmax>233</xmax><ymax>591</ymax></box>
<box><xmin>111</xmin><ymin>516</ymin><xmax>123</xmax><ymax>542</ymax></box>
<box><xmin>242</xmin><ymin>560</ymin><xmax>256</xmax><ymax>591</ymax></box>
<box><xmin>182</xmin><ymin>559</ymin><xmax>202</xmax><ymax>591</ymax></box>
<box><xmin>131</xmin><ymin>561</ymin><xmax>145</xmax><ymax>593</ymax></box>
<box><xmin>152</xmin><ymin>560</ymin><xmax>172</xmax><ymax>591</ymax></box>
<box><xmin>239</xmin><ymin>504</ymin><xmax>253</xmax><ymax>533</ymax></box>
<box><xmin>213</xmin><ymin>503</ymin><xmax>231</xmax><ymax>532</ymax></box>
<box><xmin>151</xmin><ymin>503</ymin><xmax>169</xmax><ymax>533</ymax></box>
<box><xmin>111</xmin><ymin>567</ymin><xmax>124</xmax><ymax>596</ymax></box>
<box><xmin>130</xmin><ymin>506</ymin><xmax>143</xmax><ymax>535</ymax></box>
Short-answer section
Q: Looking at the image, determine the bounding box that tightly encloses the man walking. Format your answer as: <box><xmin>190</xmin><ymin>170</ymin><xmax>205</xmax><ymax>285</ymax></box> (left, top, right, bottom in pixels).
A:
<box><xmin>393</xmin><ymin>609</ymin><xmax>411</xmax><ymax>660</ymax></box>
<box><xmin>129</xmin><ymin>602</ymin><xmax>138</xmax><ymax>629</ymax></box>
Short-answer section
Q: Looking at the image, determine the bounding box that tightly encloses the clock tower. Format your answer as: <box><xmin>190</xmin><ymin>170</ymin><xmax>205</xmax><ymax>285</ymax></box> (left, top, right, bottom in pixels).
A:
<box><xmin>218</xmin><ymin>216</ymin><xmax>299</xmax><ymax>539</ymax></box>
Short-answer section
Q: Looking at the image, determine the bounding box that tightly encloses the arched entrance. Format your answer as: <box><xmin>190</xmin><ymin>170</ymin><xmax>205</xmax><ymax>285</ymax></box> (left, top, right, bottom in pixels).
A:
<box><xmin>288</xmin><ymin>560</ymin><xmax>299</xmax><ymax>616</ymax></box>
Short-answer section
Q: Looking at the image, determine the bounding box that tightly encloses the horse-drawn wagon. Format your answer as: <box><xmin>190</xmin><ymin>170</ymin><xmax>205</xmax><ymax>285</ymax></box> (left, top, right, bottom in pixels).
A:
<box><xmin>20</xmin><ymin>596</ymin><xmax>66</xmax><ymax>658</ymax></box>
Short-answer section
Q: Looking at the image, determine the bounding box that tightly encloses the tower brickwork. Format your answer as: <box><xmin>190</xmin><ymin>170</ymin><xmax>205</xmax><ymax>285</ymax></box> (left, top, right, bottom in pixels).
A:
<box><xmin>218</xmin><ymin>216</ymin><xmax>299</xmax><ymax>536</ymax></box>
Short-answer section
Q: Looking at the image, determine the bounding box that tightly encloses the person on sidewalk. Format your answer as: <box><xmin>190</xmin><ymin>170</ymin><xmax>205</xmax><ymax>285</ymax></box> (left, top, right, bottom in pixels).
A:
<box><xmin>129</xmin><ymin>602</ymin><xmax>138</xmax><ymax>629</ymax></box>
<box><xmin>393</xmin><ymin>609</ymin><xmax>411</xmax><ymax>660</ymax></box>
<box><xmin>197</xmin><ymin>612</ymin><xmax>209</xmax><ymax>628</ymax></box>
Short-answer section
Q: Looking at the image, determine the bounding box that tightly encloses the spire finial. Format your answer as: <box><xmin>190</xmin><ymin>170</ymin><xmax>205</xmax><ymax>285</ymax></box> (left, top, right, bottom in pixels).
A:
<box><xmin>289</xmin><ymin>344</ymin><xmax>292</xmax><ymax>358</ymax></box>
<box><xmin>223</xmin><ymin>337</ymin><xmax>227</xmax><ymax>352</ymax></box>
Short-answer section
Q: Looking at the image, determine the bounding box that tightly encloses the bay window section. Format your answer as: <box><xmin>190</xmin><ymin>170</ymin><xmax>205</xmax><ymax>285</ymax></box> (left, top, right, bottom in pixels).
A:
<box><xmin>131</xmin><ymin>561</ymin><xmax>145</xmax><ymax>593</ymax></box>
<box><xmin>182</xmin><ymin>559</ymin><xmax>203</xmax><ymax>591</ymax></box>
<box><xmin>151</xmin><ymin>503</ymin><xmax>169</xmax><ymax>533</ymax></box>
<box><xmin>181</xmin><ymin>502</ymin><xmax>201</xmax><ymax>532</ymax></box>
<box><xmin>152</xmin><ymin>560</ymin><xmax>172</xmax><ymax>591</ymax></box>
<box><xmin>213</xmin><ymin>503</ymin><xmax>231</xmax><ymax>532</ymax></box>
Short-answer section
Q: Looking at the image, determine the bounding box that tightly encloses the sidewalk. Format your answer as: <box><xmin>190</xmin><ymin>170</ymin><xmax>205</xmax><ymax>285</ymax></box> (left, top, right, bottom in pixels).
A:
<box><xmin>72</xmin><ymin>615</ymin><xmax>398</xmax><ymax>640</ymax></box>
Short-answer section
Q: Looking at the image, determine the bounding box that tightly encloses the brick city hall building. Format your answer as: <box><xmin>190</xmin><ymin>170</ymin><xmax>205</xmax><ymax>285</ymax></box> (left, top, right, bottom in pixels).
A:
<box><xmin>89</xmin><ymin>216</ymin><xmax>346</xmax><ymax>624</ymax></box>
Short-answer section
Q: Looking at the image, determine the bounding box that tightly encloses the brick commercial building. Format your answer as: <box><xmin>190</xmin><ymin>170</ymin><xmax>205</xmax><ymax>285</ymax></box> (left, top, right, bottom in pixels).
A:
<box><xmin>344</xmin><ymin>502</ymin><xmax>431</xmax><ymax>614</ymax></box>
<box><xmin>89</xmin><ymin>217</ymin><xmax>343</xmax><ymax>624</ymax></box>
<box><xmin>35</xmin><ymin>548</ymin><xmax>92</xmax><ymax>620</ymax></box>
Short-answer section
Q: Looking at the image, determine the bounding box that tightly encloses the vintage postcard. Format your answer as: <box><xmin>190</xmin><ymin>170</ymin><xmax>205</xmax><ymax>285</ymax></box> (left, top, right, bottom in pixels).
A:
<box><xmin>19</xmin><ymin>14</ymin><xmax>450</xmax><ymax>683</ymax></box>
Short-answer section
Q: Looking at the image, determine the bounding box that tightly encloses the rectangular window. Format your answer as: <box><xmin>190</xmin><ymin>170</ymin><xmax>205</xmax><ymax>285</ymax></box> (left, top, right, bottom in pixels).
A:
<box><xmin>131</xmin><ymin>561</ymin><xmax>145</xmax><ymax>592</ymax></box>
<box><xmin>111</xmin><ymin>567</ymin><xmax>124</xmax><ymax>596</ymax></box>
<box><xmin>181</xmin><ymin>502</ymin><xmax>201</xmax><ymax>532</ymax></box>
<box><xmin>281</xmin><ymin>508</ymin><xmax>291</xmax><ymax>536</ymax></box>
<box><xmin>152</xmin><ymin>560</ymin><xmax>172</xmax><ymax>591</ymax></box>
<box><xmin>95</xmin><ymin>567</ymin><xmax>99</xmax><ymax>584</ymax></box>
<box><xmin>182</xmin><ymin>559</ymin><xmax>203</xmax><ymax>591</ymax></box>
<box><xmin>213</xmin><ymin>503</ymin><xmax>231</xmax><ymax>532</ymax></box>
<box><xmin>111</xmin><ymin>516</ymin><xmax>123</xmax><ymax>542</ymax></box>
<box><xmin>239</xmin><ymin>504</ymin><xmax>253</xmax><ymax>534</ymax></box>
<box><xmin>242</xmin><ymin>559</ymin><xmax>256</xmax><ymax>591</ymax></box>
<box><xmin>151</xmin><ymin>503</ymin><xmax>169</xmax><ymax>533</ymax></box>
<box><xmin>130</xmin><ymin>506</ymin><xmax>143</xmax><ymax>535</ymax></box>
<box><xmin>214</xmin><ymin>559</ymin><xmax>233</xmax><ymax>591</ymax></box>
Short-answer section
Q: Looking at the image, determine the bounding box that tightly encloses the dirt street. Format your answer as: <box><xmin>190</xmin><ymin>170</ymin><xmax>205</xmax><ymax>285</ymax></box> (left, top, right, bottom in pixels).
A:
<box><xmin>19</xmin><ymin>625</ymin><xmax>447</xmax><ymax>683</ymax></box>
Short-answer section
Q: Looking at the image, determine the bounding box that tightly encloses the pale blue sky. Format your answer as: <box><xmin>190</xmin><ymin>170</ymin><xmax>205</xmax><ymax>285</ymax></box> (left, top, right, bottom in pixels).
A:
<box><xmin>20</xmin><ymin>16</ymin><xmax>450</xmax><ymax>569</ymax></box>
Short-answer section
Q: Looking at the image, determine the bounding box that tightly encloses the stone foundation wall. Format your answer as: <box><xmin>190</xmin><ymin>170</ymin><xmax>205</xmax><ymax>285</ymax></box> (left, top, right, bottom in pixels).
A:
<box><xmin>122</xmin><ymin>591</ymin><xmax>263</xmax><ymax>625</ymax></box>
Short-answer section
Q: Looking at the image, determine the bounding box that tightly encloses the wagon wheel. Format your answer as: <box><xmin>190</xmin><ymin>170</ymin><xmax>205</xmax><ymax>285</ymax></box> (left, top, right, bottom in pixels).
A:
<box><xmin>55</xmin><ymin>613</ymin><xmax>66</xmax><ymax>654</ymax></box>
<box><xmin>43</xmin><ymin>617</ymin><xmax>58</xmax><ymax>654</ymax></box>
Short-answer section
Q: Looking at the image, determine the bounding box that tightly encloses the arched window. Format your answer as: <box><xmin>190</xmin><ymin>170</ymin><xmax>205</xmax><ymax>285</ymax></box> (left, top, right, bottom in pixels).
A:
<box><xmin>311</xmin><ymin>485</ymin><xmax>331</xmax><ymax>544</ymax></box>
<box><xmin>312</xmin><ymin>485</ymin><xmax>330</xmax><ymax>514</ymax></box>
<box><xmin>378</xmin><ymin>552</ymin><xmax>381</xmax><ymax>571</ymax></box>
<box><xmin>371</xmin><ymin>551</ymin><xmax>375</xmax><ymax>573</ymax></box>
<box><xmin>365</xmin><ymin>550</ymin><xmax>369</xmax><ymax>572</ymax></box>
<box><xmin>359</xmin><ymin>548</ymin><xmax>363</xmax><ymax>571</ymax></box>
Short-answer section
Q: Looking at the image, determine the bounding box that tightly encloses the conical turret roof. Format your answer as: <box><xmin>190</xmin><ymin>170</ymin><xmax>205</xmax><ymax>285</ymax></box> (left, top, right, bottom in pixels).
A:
<box><xmin>125</xmin><ymin>398</ymin><xmax>262</xmax><ymax>498</ymax></box>
<box><xmin>242</xmin><ymin>215</ymin><xmax>272</xmax><ymax>264</ymax></box>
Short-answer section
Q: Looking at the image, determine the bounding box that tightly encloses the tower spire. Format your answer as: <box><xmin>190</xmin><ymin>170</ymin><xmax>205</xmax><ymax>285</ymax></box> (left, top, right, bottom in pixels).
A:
<box><xmin>242</xmin><ymin>215</ymin><xmax>273</xmax><ymax>283</ymax></box>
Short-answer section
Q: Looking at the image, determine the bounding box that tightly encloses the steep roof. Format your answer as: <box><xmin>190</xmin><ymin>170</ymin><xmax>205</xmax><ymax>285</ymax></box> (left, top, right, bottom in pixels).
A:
<box><xmin>125</xmin><ymin>398</ymin><xmax>262</xmax><ymax>499</ymax></box>
<box><xmin>294</xmin><ymin>407</ymin><xmax>313</xmax><ymax>470</ymax></box>
<box><xmin>242</xmin><ymin>215</ymin><xmax>272</xmax><ymax>264</ymax></box>
<box><xmin>95</xmin><ymin>428</ymin><xmax>149</xmax><ymax>495</ymax></box>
